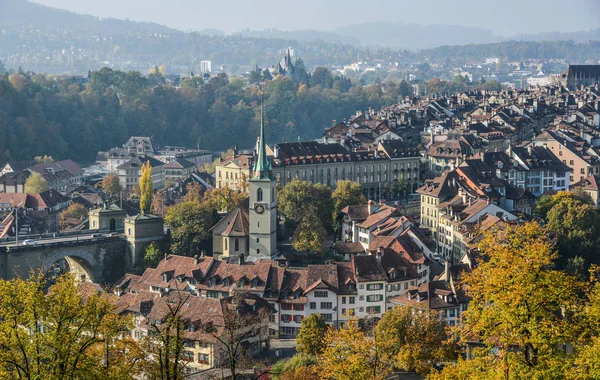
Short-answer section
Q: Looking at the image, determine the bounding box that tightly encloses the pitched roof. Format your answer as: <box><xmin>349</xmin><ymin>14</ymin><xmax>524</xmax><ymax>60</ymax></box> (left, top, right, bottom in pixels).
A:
<box><xmin>352</xmin><ymin>255</ymin><xmax>388</xmax><ymax>282</ymax></box>
<box><xmin>341</xmin><ymin>205</ymin><xmax>370</xmax><ymax>221</ymax></box>
<box><xmin>164</xmin><ymin>158</ymin><xmax>196</xmax><ymax>169</ymax></box>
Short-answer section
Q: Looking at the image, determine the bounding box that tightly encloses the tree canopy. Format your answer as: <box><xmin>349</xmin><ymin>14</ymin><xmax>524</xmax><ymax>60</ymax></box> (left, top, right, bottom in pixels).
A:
<box><xmin>101</xmin><ymin>173</ymin><xmax>122</xmax><ymax>200</ymax></box>
<box><xmin>0</xmin><ymin>68</ymin><xmax>401</xmax><ymax>167</ymax></box>
<box><xmin>296</xmin><ymin>313</ymin><xmax>329</xmax><ymax>357</ymax></box>
<box><xmin>0</xmin><ymin>273</ymin><xmax>144</xmax><ymax>379</ymax></box>
<box><xmin>139</xmin><ymin>160</ymin><xmax>153</xmax><ymax>215</ymax></box>
<box><xmin>432</xmin><ymin>222</ymin><xmax>584</xmax><ymax>379</ymax></box>
<box><xmin>24</xmin><ymin>172</ymin><xmax>48</xmax><ymax>194</ymax></box>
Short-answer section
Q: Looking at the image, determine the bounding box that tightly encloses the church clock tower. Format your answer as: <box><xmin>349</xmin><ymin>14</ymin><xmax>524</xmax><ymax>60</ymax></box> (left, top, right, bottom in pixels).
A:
<box><xmin>248</xmin><ymin>100</ymin><xmax>277</xmax><ymax>260</ymax></box>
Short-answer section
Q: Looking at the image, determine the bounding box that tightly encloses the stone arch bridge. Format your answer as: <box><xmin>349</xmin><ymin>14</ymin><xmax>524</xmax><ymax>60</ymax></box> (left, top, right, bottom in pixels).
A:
<box><xmin>0</xmin><ymin>236</ymin><xmax>129</xmax><ymax>284</ymax></box>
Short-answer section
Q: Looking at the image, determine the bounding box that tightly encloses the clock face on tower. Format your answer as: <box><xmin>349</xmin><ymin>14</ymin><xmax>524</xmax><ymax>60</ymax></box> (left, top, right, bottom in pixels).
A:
<box><xmin>255</xmin><ymin>203</ymin><xmax>266</xmax><ymax>214</ymax></box>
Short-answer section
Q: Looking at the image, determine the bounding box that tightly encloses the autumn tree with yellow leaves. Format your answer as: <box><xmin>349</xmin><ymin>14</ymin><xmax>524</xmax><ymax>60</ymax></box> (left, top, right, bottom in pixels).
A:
<box><xmin>139</xmin><ymin>160</ymin><xmax>153</xmax><ymax>215</ymax></box>
<box><xmin>376</xmin><ymin>306</ymin><xmax>455</xmax><ymax>376</ymax></box>
<box><xmin>0</xmin><ymin>273</ymin><xmax>144</xmax><ymax>379</ymax></box>
<box><xmin>430</xmin><ymin>222</ymin><xmax>585</xmax><ymax>379</ymax></box>
<box><xmin>317</xmin><ymin>318</ymin><xmax>391</xmax><ymax>380</ymax></box>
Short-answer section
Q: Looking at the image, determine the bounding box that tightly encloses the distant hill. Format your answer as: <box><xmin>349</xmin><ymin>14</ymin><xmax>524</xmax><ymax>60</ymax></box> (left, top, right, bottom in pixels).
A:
<box><xmin>333</xmin><ymin>22</ymin><xmax>499</xmax><ymax>49</ymax></box>
<box><xmin>234</xmin><ymin>28</ymin><xmax>360</xmax><ymax>46</ymax></box>
<box><xmin>511</xmin><ymin>28</ymin><xmax>600</xmax><ymax>43</ymax></box>
<box><xmin>1</xmin><ymin>0</ymin><xmax>180</xmax><ymax>35</ymax></box>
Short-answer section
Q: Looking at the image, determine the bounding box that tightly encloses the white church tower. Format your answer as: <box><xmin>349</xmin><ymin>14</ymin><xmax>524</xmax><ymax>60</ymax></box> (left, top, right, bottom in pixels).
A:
<box><xmin>248</xmin><ymin>100</ymin><xmax>277</xmax><ymax>260</ymax></box>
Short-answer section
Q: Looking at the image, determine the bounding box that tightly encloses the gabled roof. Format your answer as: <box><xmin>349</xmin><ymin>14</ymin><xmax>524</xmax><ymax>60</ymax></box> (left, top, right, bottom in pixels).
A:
<box><xmin>352</xmin><ymin>255</ymin><xmax>387</xmax><ymax>282</ymax></box>
<box><xmin>571</xmin><ymin>175</ymin><xmax>599</xmax><ymax>191</ymax></box>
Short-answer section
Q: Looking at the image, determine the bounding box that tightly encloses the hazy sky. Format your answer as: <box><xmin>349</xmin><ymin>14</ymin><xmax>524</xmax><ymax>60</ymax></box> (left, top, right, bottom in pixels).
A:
<box><xmin>31</xmin><ymin>0</ymin><xmax>600</xmax><ymax>36</ymax></box>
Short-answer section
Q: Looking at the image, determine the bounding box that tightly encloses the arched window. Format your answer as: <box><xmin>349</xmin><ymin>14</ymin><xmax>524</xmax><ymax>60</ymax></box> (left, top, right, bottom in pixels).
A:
<box><xmin>235</xmin><ymin>239</ymin><xmax>239</xmax><ymax>251</ymax></box>
<box><xmin>257</xmin><ymin>188</ymin><xmax>263</xmax><ymax>202</ymax></box>
<box><xmin>224</xmin><ymin>239</ymin><xmax>228</xmax><ymax>250</ymax></box>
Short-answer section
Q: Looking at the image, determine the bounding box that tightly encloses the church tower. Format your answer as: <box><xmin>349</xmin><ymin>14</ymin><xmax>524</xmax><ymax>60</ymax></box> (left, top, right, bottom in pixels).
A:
<box><xmin>248</xmin><ymin>99</ymin><xmax>277</xmax><ymax>260</ymax></box>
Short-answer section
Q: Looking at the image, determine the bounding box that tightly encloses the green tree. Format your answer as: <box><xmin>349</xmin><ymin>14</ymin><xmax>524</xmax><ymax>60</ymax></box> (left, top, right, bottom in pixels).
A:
<box><xmin>24</xmin><ymin>172</ymin><xmax>48</xmax><ymax>193</ymax></box>
<box><xmin>277</xmin><ymin>179</ymin><xmax>333</xmax><ymax>232</ymax></box>
<box><xmin>398</xmin><ymin>79</ymin><xmax>413</xmax><ymax>98</ymax></box>
<box><xmin>101</xmin><ymin>173</ymin><xmax>123</xmax><ymax>200</ymax></box>
<box><xmin>144</xmin><ymin>242</ymin><xmax>163</xmax><ymax>269</ymax></box>
<box><xmin>311</xmin><ymin>67</ymin><xmax>333</xmax><ymax>88</ymax></box>
<box><xmin>248</xmin><ymin>68</ymin><xmax>262</xmax><ymax>84</ymax></box>
<box><xmin>332</xmin><ymin>180</ymin><xmax>366</xmax><ymax>239</ymax></box>
<box><xmin>139</xmin><ymin>160</ymin><xmax>153</xmax><ymax>215</ymax></box>
<box><xmin>262</xmin><ymin>68</ymin><xmax>273</xmax><ymax>81</ymax></box>
<box><xmin>293</xmin><ymin>206</ymin><xmax>326</xmax><ymax>253</ymax></box>
<box><xmin>317</xmin><ymin>318</ymin><xmax>391</xmax><ymax>380</ymax></box>
<box><xmin>376</xmin><ymin>306</ymin><xmax>454</xmax><ymax>375</ymax></box>
<box><xmin>546</xmin><ymin>192</ymin><xmax>600</xmax><ymax>266</ymax></box>
<box><xmin>573</xmin><ymin>266</ymin><xmax>600</xmax><ymax>379</ymax></box>
<box><xmin>271</xmin><ymin>354</ymin><xmax>316</xmax><ymax>379</ymax></box>
<box><xmin>202</xmin><ymin>187</ymin><xmax>247</xmax><ymax>214</ymax></box>
<box><xmin>433</xmin><ymin>223</ymin><xmax>584</xmax><ymax>379</ymax></box>
<box><xmin>296</xmin><ymin>314</ymin><xmax>328</xmax><ymax>357</ymax></box>
<box><xmin>58</xmin><ymin>202</ymin><xmax>88</xmax><ymax>230</ymax></box>
<box><xmin>0</xmin><ymin>272</ymin><xmax>144</xmax><ymax>379</ymax></box>
<box><xmin>165</xmin><ymin>199</ymin><xmax>217</xmax><ymax>256</ymax></box>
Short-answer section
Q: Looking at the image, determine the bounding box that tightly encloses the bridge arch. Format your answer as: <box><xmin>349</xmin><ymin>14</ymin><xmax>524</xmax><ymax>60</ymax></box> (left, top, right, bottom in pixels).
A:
<box><xmin>40</xmin><ymin>247</ymin><xmax>102</xmax><ymax>283</ymax></box>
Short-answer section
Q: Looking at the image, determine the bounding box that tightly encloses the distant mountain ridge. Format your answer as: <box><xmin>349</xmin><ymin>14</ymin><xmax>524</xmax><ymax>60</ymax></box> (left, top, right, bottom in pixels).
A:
<box><xmin>1</xmin><ymin>0</ymin><xmax>180</xmax><ymax>35</ymax></box>
<box><xmin>2</xmin><ymin>0</ymin><xmax>599</xmax><ymax>50</ymax></box>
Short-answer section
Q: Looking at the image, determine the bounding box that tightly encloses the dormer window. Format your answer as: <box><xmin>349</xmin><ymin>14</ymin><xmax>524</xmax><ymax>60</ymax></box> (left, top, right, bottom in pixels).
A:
<box><xmin>209</xmin><ymin>278</ymin><xmax>216</xmax><ymax>287</ymax></box>
<box><xmin>251</xmin><ymin>280</ymin><xmax>258</xmax><ymax>288</ymax></box>
<box><xmin>391</xmin><ymin>271</ymin><xmax>397</xmax><ymax>279</ymax></box>
<box><xmin>223</xmin><ymin>279</ymin><xmax>230</xmax><ymax>287</ymax></box>
<box><xmin>162</xmin><ymin>273</ymin><xmax>169</xmax><ymax>282</ymax></box>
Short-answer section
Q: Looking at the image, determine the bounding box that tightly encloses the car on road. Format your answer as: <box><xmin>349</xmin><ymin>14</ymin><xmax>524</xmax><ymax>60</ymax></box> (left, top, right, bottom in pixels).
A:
<box><xmin>90</xmin><ymin>233</ymin><xmax>104</xmax><ymax>238</ymax></box>
<box><xmin>108</xmin><ymin>232</ymin><xmax>119</xmax><ymax>237</ymax></box>
<box><xmin>22</xmin><ymin>239</ymin><xmax>37</xmax><ymax>246</ymax></box>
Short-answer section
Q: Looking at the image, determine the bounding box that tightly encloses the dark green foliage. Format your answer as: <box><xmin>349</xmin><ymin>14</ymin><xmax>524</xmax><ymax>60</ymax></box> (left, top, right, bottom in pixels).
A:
<box><xmin>0</xmin><ymin>67</ymin><xmax>398</xmax><ymax>166</ymax></box>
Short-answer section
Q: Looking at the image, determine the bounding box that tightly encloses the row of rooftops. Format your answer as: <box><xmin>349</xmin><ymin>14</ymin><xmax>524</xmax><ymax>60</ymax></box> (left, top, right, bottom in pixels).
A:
<box><xmin>115</xmin><ymin>248</ymin><xmax>428</xmax><ymax>303</ymax></box>
<box><xmin>0</xmin><ymin>189</ymin><xmax>70</xmax><ymax>210</ymax></box>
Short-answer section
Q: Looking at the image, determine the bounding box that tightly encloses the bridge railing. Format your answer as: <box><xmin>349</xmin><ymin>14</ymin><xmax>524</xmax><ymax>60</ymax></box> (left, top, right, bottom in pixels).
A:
<box><xmin>1</xmin><ymin>228</ymin><xmax>125</xmax><ymax>244</ymax></box>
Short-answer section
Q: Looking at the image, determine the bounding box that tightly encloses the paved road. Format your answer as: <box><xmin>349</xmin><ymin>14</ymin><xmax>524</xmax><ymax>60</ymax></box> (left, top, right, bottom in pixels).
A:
<box><xmin>0</xmin><ymin>233</ymin><xmax>121</xmax><ymax>248</ymax></box>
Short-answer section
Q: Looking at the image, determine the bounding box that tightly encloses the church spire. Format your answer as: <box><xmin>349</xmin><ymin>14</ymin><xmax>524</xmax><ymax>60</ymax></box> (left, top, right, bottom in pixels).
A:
<box><xmin>252</xmin><ymin>93</ymin><xmax>272</xmax><ymax>180</ymax></box>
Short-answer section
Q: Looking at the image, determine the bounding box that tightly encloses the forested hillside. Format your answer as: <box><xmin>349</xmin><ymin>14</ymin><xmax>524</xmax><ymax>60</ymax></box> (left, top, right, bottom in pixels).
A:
<box><xmin>0</xmin><ymin>68</ymin><xmax>403</xmax><ymax>166</ymax></box>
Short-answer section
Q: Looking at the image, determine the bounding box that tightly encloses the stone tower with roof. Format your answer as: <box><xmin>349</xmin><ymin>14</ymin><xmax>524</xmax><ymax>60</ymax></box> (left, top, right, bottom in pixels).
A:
<box><xmin>248</xmin><ymin>100</ymin><xmax>277</xmax><ymax>260</ymax></box>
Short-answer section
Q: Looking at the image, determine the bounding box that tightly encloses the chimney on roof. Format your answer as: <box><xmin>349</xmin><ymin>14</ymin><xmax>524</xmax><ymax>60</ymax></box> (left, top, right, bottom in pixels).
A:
<box><xmin>368</xmin><ymin>200</ymin><xmax>376</xmax><ymax>215</ymax></box>
<box><xmin>527</xmin><ymin>145</ymin><xmax>533</xmax><ymax>156</ymax></box>
<box><xmin>376</xmin><ymin>246</ymin><xmax>384</xmax><ymax>262</ymax></box>
<box><xmin>201</xmin><ymin>250</ymin><xmax>206</xmax><ymax>258</ymax></box>
<box><xmin>194</xmin><ymin>254</ymin><xmax>199</xmax><ymax>265</ymax></box>
<box><xmin>332</xmin><ymin>119</ymin><xmax>336</xmax><ymax>127</ymax></box>
<box><xmin>459</xmin><ymin>187</ymin><xmax>467</xmax><ymax>204</ymax></box>
<box><xmin>442</xmin><ymin>260</ymin><xmax>450</xmax><ymax>282</ymax></box>
<box><xmin>164</xmin><ymin>253</ymin><xmax>168</xmax><ymax>261</ymax></box>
